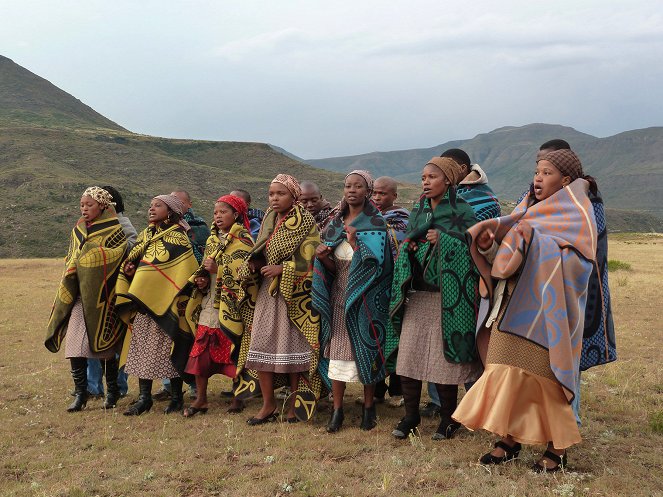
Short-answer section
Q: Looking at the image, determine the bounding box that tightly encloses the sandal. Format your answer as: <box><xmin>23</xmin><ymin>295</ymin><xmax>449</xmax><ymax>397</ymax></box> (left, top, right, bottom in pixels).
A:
<box><xmin>183</xmin><ymin>406</ymin><xmax>208</xmax><ymax>418</ymax></box>
<box><xmin>532</xmin><ymin>450</ymin><xmax>567</xmax><ymax>473</ymax></box>
<box><xmin>247</xmin><ymin>410</ymin><xmax>278</xmax><ymax>426</ymax></box>
<box><xmin>479</xmin><ymin>440</ymin><xmax>522</xmax><ymax>465</ymax></box>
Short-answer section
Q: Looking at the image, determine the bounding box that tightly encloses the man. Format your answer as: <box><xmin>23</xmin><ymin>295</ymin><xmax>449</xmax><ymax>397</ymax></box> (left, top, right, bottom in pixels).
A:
<box><xmin>230</xmin><ymin>189</ymin><xmax>264</xmax><ymax>240</ymax></box>
<box><xmin>171</xmin><ymin>189</ymin><xmax>210</xmax><ymax>264</ymax></box>
<box><xmin>300</xmin><ymin>181</ymin><xmax>333</xmax><ymax>230</ymax></box>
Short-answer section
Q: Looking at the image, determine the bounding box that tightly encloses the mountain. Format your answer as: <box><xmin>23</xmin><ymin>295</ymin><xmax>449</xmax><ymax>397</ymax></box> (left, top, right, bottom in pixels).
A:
<box><xmin>307</xmin><ymin>123</ymin><xmax>663</xmax><ymax>217</ymax></box>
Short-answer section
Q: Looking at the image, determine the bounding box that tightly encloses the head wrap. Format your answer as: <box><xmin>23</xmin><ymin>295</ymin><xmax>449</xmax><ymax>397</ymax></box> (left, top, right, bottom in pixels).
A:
<box><xmin>216</xmin><ymin>194</ymin><xmax>250</xmax><ymax>230</ymax></box>
<box><xmin>82</xmin><ymin>186</ymin><xmax>115</xmax><ymax>209</ymax></box>
<box><xmin>153</xmin><ymin>194</ymin><xmax>190</xmax><ymax>230</ymax></box>
<box><xmin>425</xmin><ymin>157</ymin><xmax>463</xmax><ymax>186</ymax></box>
<box><xmin>542</xmin><ymin>149</ymin><xmax>584</xmax><ymax>181</ymax></box>
<box><xmin>271</xmin><ymin>174</ymin><xmax>302</xmax><ymax>200</ymax></box>
<box><xmin>345</xmin><ymin>169</ymin><xmax>374</xmax><ymax>195</ymax></box>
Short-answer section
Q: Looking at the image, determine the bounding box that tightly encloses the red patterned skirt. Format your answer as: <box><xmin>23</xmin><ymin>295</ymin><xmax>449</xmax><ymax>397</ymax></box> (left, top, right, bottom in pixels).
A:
<box><xmin>184</xmin><ymin>325</ymin><xmax>236</xmax><ymax>379</ymax></box>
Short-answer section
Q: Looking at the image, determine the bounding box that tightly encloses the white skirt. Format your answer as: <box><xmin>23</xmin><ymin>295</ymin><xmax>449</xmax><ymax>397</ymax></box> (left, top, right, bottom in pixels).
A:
<box><xmin>328</xmin><ymin>359</ymin><xmax>360</xmax><ymax>383</ymax></box>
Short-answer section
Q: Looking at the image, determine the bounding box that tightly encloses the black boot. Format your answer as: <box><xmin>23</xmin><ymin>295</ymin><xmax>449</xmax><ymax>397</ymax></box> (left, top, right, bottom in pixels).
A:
<box><xmin>432</xmin><ymin>384</ymin><xmax>461</xmax><ymax>440</ymax></box>
<box><xmin>67</xmin><ymin>357</ymin><xmax>88</xmax><ymax>412</ymax></box>
<box><xmin>102</xmin><ymin>357</ymin><xmax>120</xmax><ymax>409</ymax></box>
<box><xmin>164</xmin><ymin>377</ymin><xmax>184</xmax><ymax>414</ymax></box>
<box><xmin>326</xmin><ymin>408</ymin><xmax>344</xmax><ymax>433</ymax></box>
<box><xmin>360</xmin><ymin>404</ymin><xmax>377</xmax><ymax>431</ymax></box>
<box><xmin>123</xmin><ymin>379</ymin><xmax>153</xmax><ymax>416</ymax></box>
<box><xmin>392</xmin><ymin>414</ymin><xmax>421</xmax><ymax>439</ymax></box>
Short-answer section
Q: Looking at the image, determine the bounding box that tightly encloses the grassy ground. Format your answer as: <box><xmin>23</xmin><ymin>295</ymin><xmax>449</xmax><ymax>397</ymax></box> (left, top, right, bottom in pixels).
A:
<box><xmin>1</xmin><ymin>235</ymin><xmax>662</xmax><ymax>497</ymax></box>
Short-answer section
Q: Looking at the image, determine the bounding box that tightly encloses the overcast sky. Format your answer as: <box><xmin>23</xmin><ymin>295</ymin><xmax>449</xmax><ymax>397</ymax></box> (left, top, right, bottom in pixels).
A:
<box><xmin>2</xmin><ymin>0</ymin><xmax>662</xmax><ymax>158</ymax></box>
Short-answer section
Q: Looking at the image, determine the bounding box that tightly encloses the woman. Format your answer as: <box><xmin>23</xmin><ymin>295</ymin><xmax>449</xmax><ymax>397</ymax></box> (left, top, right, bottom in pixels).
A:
<box><xmin>236</xmin><ymin>174</ymin><xmax>322</xmax><ymax>424</ymax></box>
<box><xmin>452</xmin><ymin>149</ymin><xmax>598</xmax><ymax>472</ymax></box>
<box><xmin>115</xmin><ymin>194</ymin><xmax>198</xmax><ymax>416</ymax></box>
<box><xmin>182</xmin><ymin>194</ymin><xmax>257</xmax><ymax>416</ymax></box>
<box><xmin>46</xmin><ymin>187</ymin><xmax>128</xmax><ymax>412</ymax></box>
<box><xmin>313</xmin><ymin>170</ymin><xmax>394</xmax><ymax>432</ymax></box>
<box><xmin>385</xmin><ymin>157</ymin><xmax>482</xmax><ymax>440</ymax></box>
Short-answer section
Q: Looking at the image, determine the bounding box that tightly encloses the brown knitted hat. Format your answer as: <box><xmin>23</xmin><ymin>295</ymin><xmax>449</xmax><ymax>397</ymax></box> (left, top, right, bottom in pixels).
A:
<box><xmin>425</xmin><ymin>157</ymin><xmax>463</xmax><ymax>185</ymax></box>
<box><xmin>542</xmin><ymin>149</ymin><xmax>584</xmax><ymax>181</ymax></box>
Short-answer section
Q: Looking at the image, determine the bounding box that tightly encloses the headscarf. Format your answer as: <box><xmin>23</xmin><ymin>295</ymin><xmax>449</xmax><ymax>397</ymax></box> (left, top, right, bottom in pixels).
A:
<box><xmin>82</xmin><ymin>186</ymin><xmax>115</xmax><ymax>209</ymax></box>
<box><xmin>425</xmin><ymin>157</ymin><xmax>463</xmax><ymax>186</ymax></box>
<box><xmin>345</xmin><ymin>169</ymin><xmax>374</xmax><ymax>195</ymax></box>
<box><xmin>271</xmin><ymin>174</ymin><xmax>302</xmax><ymax>200</ymax></box>
<box><xmin>216</xmin><ymin>194</ymin><xmax>251</xmax><ymax>231</ymax></box>
<box><xmin>542</xmin><ymin>149</ymin><xmax>584</xmax><ymax>181</ymax></box>
<box><xmin>153</xmin><ymin>194</ymin><xmax>190</xmax><ymax>231</ymax></box>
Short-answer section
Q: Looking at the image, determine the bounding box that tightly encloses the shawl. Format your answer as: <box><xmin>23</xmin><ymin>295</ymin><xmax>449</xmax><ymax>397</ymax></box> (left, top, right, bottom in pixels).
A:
<box><xmin>115</xmin><ymin>222</ymin><xmax>199</xmax><ymax>375</ymax></box>
<box><xmin>457</xmin><ymin>165</ymin><xmax>501</xmax><ymax>221</ymax></box>
<box><xmin>313</xmin><ymin>200</ymin><xmax>394</xmax><ymax>388</ymax></box>
<box><xmin>382</xmin><ymin>206</ymin><xmax>410</xmax><ymax>260</ymax></box>
<box><xmin>45</xmin><ymin>210</ymin><xmax>128</xmax><ymax>353</ymax></box>
<box><xmin>385</xmin><ymin>188</ymin><xmax>480</xmax><ymax>367</ymax></box>
<box><xmin>580</xmin><ymin>190</ymin><xmax>616</xmax><ymax>370</ymax></box>
<box><xmin>313</xmin><ymin>202</ymin><xmax>333</xmax><ymax>230</ymax></box>
<box><xmin>467</xmin><ymin>179</ymin><xmax>597</xmax><ymax>401</ymax></box>
<box><xmin>235</xmin><ymin>204</ymin><xmax>322</xmax><ymax>420</ymax></box>
<box><xmin>184</xmin><ymin>222</ymin><xmax>258</xmax><ymax>365</ymax></box>
<box><xmin>183</xmin><ymin>208</ymin><xmax>211</xmax><ymax>264</ymax></box>
<box><xmin>247</xmin><ymin>207</ymin><xmax>265</xmax><ymax>240</ymax></box>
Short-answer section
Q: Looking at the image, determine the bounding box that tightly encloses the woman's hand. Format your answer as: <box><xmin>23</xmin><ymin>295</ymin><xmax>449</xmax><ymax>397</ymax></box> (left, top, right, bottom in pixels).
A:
<box><xmin>123</xmin><ymin>261</ymin><xmax>136</xmax><ymax>277</ymax></box>
<box><xmin>405</xmin><ymin>241</ymin><xmax>418</xmax><ymax>252</ymax></box>
<box><xmin>316</xmin><ymin>243</ymin><xmax>332</xmax><ymax>260</ymax></box>
<box><xmin>202</xmin><ymin>257</ymin><xmax>218</xmax><ymax>274</ymax></box>
<box><xmin>476</xmin><ymin>228</ymin><xmax>495</xmax><ymax>251</ymax></box>
<box><xmin>260</xmin><ymin>265</ymin><xmax>283</xmax><ymax>278</ymax></box>
<box><xmin>194</xmin><ymin>275</ymin><xmax>210</xmax><ymax>290</ymax></box>
<box><xmin>425</xmin><ymin>229</ymin><xmax>439</xmax><ymax>245</ymax></box>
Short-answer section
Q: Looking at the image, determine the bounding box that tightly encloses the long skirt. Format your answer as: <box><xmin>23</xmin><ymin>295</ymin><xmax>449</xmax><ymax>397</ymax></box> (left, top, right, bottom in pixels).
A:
<box><xmin>64</xmin><ymin>298</ymin><xmax>115</xmax><ymax>360</ymax></box>
<box><xmin>124</xmin><ymin>312</ymin><xmax>179</xmax><ymax>379</ymax></box>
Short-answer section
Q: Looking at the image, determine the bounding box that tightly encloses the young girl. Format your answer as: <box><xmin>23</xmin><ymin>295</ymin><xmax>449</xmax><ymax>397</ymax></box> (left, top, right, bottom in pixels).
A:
<box><xmin>453</xmin><ymin>149</ymin><xmax>598</xmax><ymax>472</ymax></box>
<box><xmin>236</xmin><ymin>174</ymin><xmax>322</xmax><ymax>424</ymax></box>
<box><xmin>385</xmin><ymin>157</ymin><xmax>482</xmax><ymax>440</ymax></box>
<box><xmin>46</xmin><ymin>187</ymin><xmax>128</xmax><ymax>412</ymax></box>
<box><xmin>182</xmin><ymin>195</ymin><xmax>257</xmax><ymax>417</ymax></box>
<box><xmin>313</xmin><ymin>170</ymin><xmax>394</xmax><ymax>432</ymax></box>
<box><xmin>116</xmin><ymin>194</ymin><xmax>198</xmax><ymax>416</ymax></box>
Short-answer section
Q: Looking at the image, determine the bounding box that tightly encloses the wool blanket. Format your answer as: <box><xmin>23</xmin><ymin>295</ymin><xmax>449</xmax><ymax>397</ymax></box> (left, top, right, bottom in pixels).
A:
<box><xmin>116</xmin><ymin>223</ymin><xmax>199</xmax><ymax>375</ymax></box>
<box><xmin>457</xmin><ymin>165</ymin><xmax>501</xmax><ymax>222</ymax></box>
<box><xmin>467</xmin><ymin>179</ymin><xmax>597</xmax><ymax>401</ymax></box>
<box><xmin>382</xmin><ymin>206</ymin><xmax>410</xmax><ymax>260</ymax></box>
<box><xmin>46</xmin><ymin>210</ymin><xmax>128</xmax><ymax>353</ymax></box>
<box><xmin>313</xmin><ymin>200</ymin><xmax>394</xmax><ymax>387</ymax></box>
<box><xmin>386</xmin><ymin>188</ymin><xmax>480</xmax><ymax>366</ymax></box>
<box><xmin>235</xmin><ymin>205</ymin><xmax>321</xmax><ymax>421</ymax></box>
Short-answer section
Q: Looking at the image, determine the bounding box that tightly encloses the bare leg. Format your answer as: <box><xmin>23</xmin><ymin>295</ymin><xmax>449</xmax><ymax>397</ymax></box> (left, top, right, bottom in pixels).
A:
<box><xmin>363</xmin><ymin>384</ymin><xmax>376</xmax><ymax>408</ymax></box>
<box><xmin>286</xmin><ymin>373</ymin><xmax>300</xmax><ymax>418</ymax></box>
<box><xmin>490</xmin><ymin>435</ymin><xmax>517</xmax><ymax>457</ymax></box>
<box><xmin>254</xmin><ymin>371</ymin><xmax>276</xmax><ymax>418</ymax></box>
<box><xmin>332</xmin><ymin>380</ymin><xmax>346</xmax><ymax>410</ymax></box>
<box><xmin>189</xmin><ymin>375</ymin><xmax>208</xmax><ymax>409</ymax></box>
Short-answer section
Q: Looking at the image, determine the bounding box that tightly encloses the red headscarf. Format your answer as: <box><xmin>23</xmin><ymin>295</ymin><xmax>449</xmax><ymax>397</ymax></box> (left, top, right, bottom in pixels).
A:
<box><xmin>216</xmin><ymin>194</ymin><xmax>250</xmax><ymax>230</ymax></box>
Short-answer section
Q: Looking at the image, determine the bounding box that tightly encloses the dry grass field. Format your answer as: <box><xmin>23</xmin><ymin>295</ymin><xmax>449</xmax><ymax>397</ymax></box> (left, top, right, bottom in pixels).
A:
<box><xmin>1</xmin><ymin>235</ymin><xmax>661</xmax><ymax>497</ymax></box>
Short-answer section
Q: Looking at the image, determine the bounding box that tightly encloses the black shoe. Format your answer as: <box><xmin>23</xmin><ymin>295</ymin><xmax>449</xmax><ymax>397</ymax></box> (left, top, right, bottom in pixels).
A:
<box><xmin>247</xmin><ymin>410</ymin><xmax>278</xmax><ymax>426</ymax></box>
<box><xmin>67</xmin><ymin>358</ymin><xmax>88</xmax><ymax>412</ymax></box>
<box><xmin>123</xmin><ymin>379</ymin><xmax>153</xmax><ymax>416</ymax></box>
<box><xmin>360</xmin><ymin>405</ymin><xmax>377</xmax><ymax>431</ymax></box>
<box><xmin>532</xmin><ymin>450</ymin><xmax>567</xmax><ymax>473</ymax></box>
<box><xmin>102</xmin><ymin>357</ymin><xmax>121</xmax><ymax>409</ymax></box>
<box><xmin>431</xmin><ymin>418</ymin><xmax>461</xmax><ymax>440</ymax></box>
<box><xmin>164</xmin><ymin>377</ymin><xmax>184</xmax><ymax>414</ymax></box>
<box><xmin>419</xmin><ymin>401</ymin><xmax>441</xmax><ymax>418</ymax></box>
<box><xmin>392</xmin><ymin>415</ymin><xmax>421</xmax><ymax>439</ymax></box>
<box><xmin>480</xmin><ymin>440</ymin><xmax>522</xmax><ymax>465</ymax></box>
<box><xmin>326</xmin><ymin>408</ymin><xmax>344</xmax><ymax>433</ymax></box>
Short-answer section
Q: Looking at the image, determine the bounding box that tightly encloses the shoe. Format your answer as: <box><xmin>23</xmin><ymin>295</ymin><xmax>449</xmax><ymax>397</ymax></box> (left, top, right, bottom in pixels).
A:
<box><xmin>153</xmin><ymin>386</ymin><xmax>171</xmax><ymax>401</ymax></box>
<box><xmin>388</xmin><ymin>396</ymin><xmax>404</xmax><ymax>408</ymax></box>
<box><xmin>247</xmin><ymin>410</ymin><xmax>278</xmax><ymax>426</ymax></box>
<box><xmin>360</xmin><ymin>405</ymin><xmax>377</xmax><ymax>431</ymax></box>
<box><xmin>123</xmin><ymin>379</ymin><xmax>153</xmax><ymax>416</ymax></box>
<box><xmin>532</xmin><ymin>450</ymin><xmax>567</xmax><ymax>473</ymax></box>
<box><xmin>419</xmin><ymin>401</ymin><xmax>441</xmax><ymax>418</ymax></box>
<box><xmin>227</xmin><ymin>399</ymin><xmax>245</xmax><ymax>414</ymax></box>
<box><xmin>431</xmin><ymin>418</ymin><xmax>461</xmax><ymax>440</ymax></box>
<box><xmin>392</xmin><ymin>415</ymin><xmax>420</xmax><ymax>439</ymax></box>
<box><xmin>102</xmin><ymin>357</ymin><xmax>121</xmax><ymax>409</ymax></box>
<box><xmin>67</xmin><ymin>358</ymin><xmax>88</xmax><ymax>412</ymax></box>
<box><xmin>164</xmin><ymin>378</ymin><xmax>184</xmax><ymax>414</ymax></box>
<box><xmin>326</xmin><ymin>408</ymin><xmax>344</xmax><ymax>433</ymax></box>
<box><xmin>183</xmin><ymin>406</ymin><xmax>208</xmax><ymax>417</ymax></box>
<box><xmin>479</xmin><ymin>440</ymin><xmax>522</xmax><ymax>465</ymax></box>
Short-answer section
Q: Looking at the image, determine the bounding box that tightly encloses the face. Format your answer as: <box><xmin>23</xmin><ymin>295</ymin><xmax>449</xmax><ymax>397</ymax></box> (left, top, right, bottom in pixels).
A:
<box><xmin>344</xmin><ymin>174</ymin><xmax>370</xmax><ymax>208</ymax></box>
<box><xmin>533</xmin><ymin>160</ymin><xmax>570</xmax><ymax>201</ymax></box>
<box><xmin>148</xmin><ymin>198</ymin><xmax>170</xmax><ymax>224</ymax></box>
<box><xmin>171</xmin><ymin>191</ymin><xmax>192</xmax><ymax>211</ymax></box>
<box><xmin>300</xmin><ymin>187</ymin><xmax>324</xmax><ymax>215</ymax></box>
<box><xmin>268</xmin><ymin>182</ymin><xmax>295</xmax><ymax>214</ymax></box>
<box><xmin>80</xmin><ymin>195</ymin><xmax>104</xmax><ymax>222</ymax></box>
<box><xmin>372</xmin><ymin>180</ymin><xmax>397</xmax><ymax>211</ymax></box>
<box><xmin>213</xmin><ymin>202</ymin><xmax>236</xmax><ymax>232</ymax></box>
<box><xmin>421</xmin><ymin>164</ymin><xmax>450</xmax><ymax>201</ymax></box>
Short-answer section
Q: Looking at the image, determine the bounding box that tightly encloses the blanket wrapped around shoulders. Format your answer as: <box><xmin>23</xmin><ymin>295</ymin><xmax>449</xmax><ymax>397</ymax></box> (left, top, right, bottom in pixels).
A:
<box><xmin>184</xmin><ymin>222</ymin><xmax>258</xmax><ymax>365</ymax></box>
<box><xmin>235</xmin><ymin>204</ymin><xmax>322</xmax><ymax>421</ymax></box>
<box><xmin>467</xmin><ymin>178</ymin><xmax>597</xmax><ymax>401</ymax></box>
<box><xmin>115</xmin><ymin>222</ymin><xmax>199</xmax><ymax>374</ymax></box>
<box><xmin>385</xmin><ymin>188</ymin><xmax>480</xmax><ymax>368</ymax></box>
<box><xmin>45</xmin><ymin>210</ymin><xmax>128</xmax><ymax>353</ymax></box>
<box><xmin>313</xmin><ymin>200</ymin><xmax>394</xmax><ymax>387</ymax></box>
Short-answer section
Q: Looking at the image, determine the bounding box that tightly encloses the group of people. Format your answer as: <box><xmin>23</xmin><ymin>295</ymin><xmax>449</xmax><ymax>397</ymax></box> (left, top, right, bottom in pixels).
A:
<box><xmin>45</xmin><ymin>139</ymin><xmax>616</xmax><ymax>473</ymax></box>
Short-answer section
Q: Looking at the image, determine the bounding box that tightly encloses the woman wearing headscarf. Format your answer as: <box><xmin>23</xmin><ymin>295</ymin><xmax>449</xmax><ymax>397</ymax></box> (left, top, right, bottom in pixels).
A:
<box><xmin>313</xmin><ymin>170</ymin><xmax>394</xmax><ymax>432</ymax></box>
<box><xmin>46</xmin><ymin>187</ymin><xmax>128</xmax><ymax>412</ymax></box>
<box><xmin>452</xmin><ymin>150</ymin><xmax>598</xmax><ymax>472</ymax></box>
<box><xmin>115</xmin><ymin>194</ymin><xmax>198</xmax><ymax>416</ymax></box>
<box><xmin>235</xmin><ymin>174</ymin><xmax>322</xmax><ymax>424</ymax></box>
<box><xmin>182</xmin><ymin>194</ymin><xmax>258</xmax><ymax>416</ymax></box>
<box><xmin>385</xmin><ymin>158</ymin><xmax>482</xmax><ymax>441</ymax></box>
